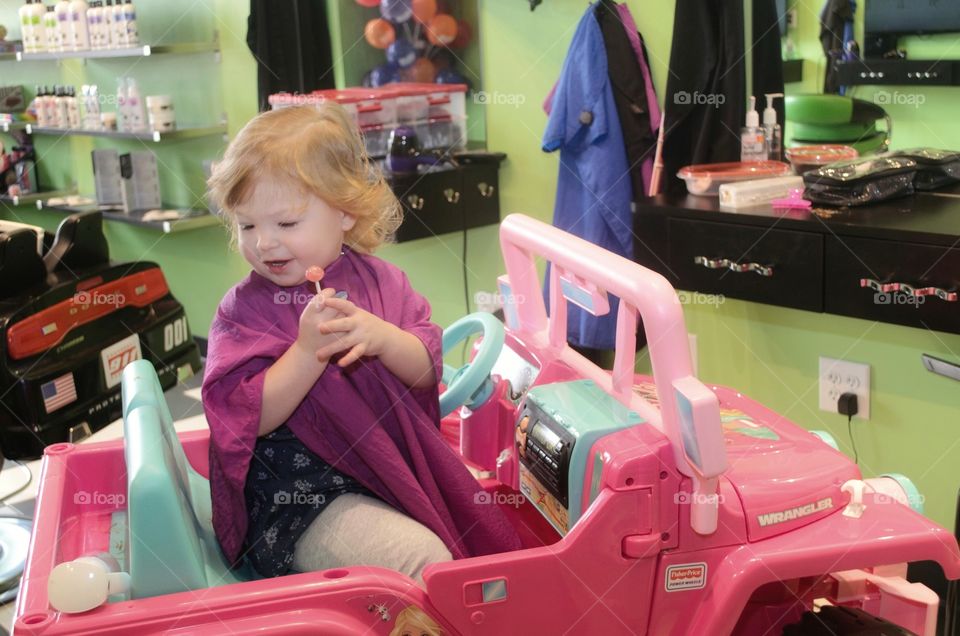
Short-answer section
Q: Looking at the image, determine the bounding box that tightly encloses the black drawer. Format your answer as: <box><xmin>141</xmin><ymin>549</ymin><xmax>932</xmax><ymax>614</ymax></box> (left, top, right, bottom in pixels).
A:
<box><xmin>390</xmin><ymin>162</ymin><xmax>502</xmax><ymax>243</ymax></box>
<box><xmin>668</xmin><ymin>218</ymin><xmax>824</xmax><ymax>312</ymax></box>
<box><xmin>825</xmin><ymin>236</ymin><xmax>960</xmax><ymax>334</ymax></box>
<box><xmin>393</xmin><ymin>169</ymin><xmax>463</xmax><ymax>242</ymax></box>
<box><xmin>460</xmin><ymin>163</ymin><xmax>500</xmax><ymax>230</ymax></box>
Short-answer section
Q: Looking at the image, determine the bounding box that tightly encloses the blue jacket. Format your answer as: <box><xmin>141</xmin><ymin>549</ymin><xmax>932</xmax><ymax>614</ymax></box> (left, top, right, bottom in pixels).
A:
<box><xmin>543</xmin><ymin>5</ymin><xmax>633</xmax><ymax>350</ymax></box>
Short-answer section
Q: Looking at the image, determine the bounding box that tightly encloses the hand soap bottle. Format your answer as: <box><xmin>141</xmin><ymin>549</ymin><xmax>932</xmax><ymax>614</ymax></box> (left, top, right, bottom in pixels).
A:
<box><xmin>740</xmin><ymin>96</ymin><xmax>766</xmax><ymax>162</ymax></box>
<box><xmin>763</xmin><ymin>92</ymin><xmax>783</xmax><ymax>161</ymax></box>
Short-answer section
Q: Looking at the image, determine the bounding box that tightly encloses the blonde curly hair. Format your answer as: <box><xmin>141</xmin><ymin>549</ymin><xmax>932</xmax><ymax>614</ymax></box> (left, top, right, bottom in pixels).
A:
<box><xmin>208</xmin><ymin>103</ymin><xmax>402</xmax><ymax>253</ymax></box>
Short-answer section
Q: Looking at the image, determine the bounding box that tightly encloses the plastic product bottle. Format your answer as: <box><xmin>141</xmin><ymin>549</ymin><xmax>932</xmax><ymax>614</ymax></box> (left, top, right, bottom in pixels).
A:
<box><xmin>66</xmin><ymin>86</ymin><xmax>81</xmax><ymax>128</ymax></box>
<box><xmin>82</xmin><ymin>84</ymin><xmax>102</xmax><ymax>129</ymax></box>
<box><xmin>111</xmin><ymin>0</ymin><xmax>125</xmax><ymax>46</ymax></box>
<box><xmin>116</xmin><ymin>76</ymin><xmax>128</xmax><ymax>132</ymax></box>
<box><xmin>68</xmin><ymin>0</ymin><xmax>90</xmax><ymax>51</ymax></box>
<box><xmin>44</xmin><ymin>6</ymin><xmax>59</xmax><ymax>51</ymax></box>
<box><xmin>41</xmin><ymin>86</ymin><xmax>57</xmax><ymax>127</ymax></box>
<box><xmin>763</xmin><ymin>93</ymin><xmax>784</xmax><ymax>162</ymax></box>
<box><xmin>740</xmin><ymin>96</ymin><xmax>766</xmax><ymax>163</ymax></box>
<box><xmin>55</xmin><ymin>86</ymin><xmax>70</xmax><ymax>129</ymax></box>
<box><xmin>126</xmin><ymin>77</ymin><xmax>145</xmax><ymax>132</ymax></box>
<box><xmin>86</xmin><ymin>0</ymin><xmax>100</xmax><ymax>49</ymax></box>
<box><xmin>54</xmin><ymin>0</ymin><xmax>70</xmax><ymax>51</ymax></box>
<box><xmin>19</xmin><ymin>0</ymin><xmax>35</xmax><ymax>54</ymax></box>
<box><xmin>121</xmin><ymin>0</ymin><xmax>137</xmax><ymax>46</ymax></box>
<box><xmin>30</xmin><ymin>0</ymin><xmax>48</xmax><ymax>52</ymax></box>
<box><xmin>102</xmin><ymin>0</ymin><xmax>114</xmax><ymax>48</ymax></box>
<box><xmin>33</xmin><ymin>85</ymin><xmax>47</xmax><ymax>126</ymax></box>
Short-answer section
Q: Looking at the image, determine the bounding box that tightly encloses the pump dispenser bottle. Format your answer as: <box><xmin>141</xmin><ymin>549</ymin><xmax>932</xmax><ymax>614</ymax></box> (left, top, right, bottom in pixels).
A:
<box><xmin>763</xmin><ymin>93</ymin><xmax>784</xmax><ymax>161</ymax></box>
<box><xmin>740</xmin><ymin>96</ymin><xmax>766</xmax><ymax>162</ymax></box>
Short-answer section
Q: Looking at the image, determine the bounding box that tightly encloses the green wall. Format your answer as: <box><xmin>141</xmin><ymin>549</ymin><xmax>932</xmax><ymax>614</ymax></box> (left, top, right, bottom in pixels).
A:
<box><xmin>2</xmin><ymin>1</ymin><xmax>959</xmax><ymax>530</ymax></box>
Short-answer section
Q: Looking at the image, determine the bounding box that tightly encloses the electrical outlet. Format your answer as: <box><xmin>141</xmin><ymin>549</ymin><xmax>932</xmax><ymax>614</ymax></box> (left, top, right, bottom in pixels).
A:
<box><xmin>818</xmin><ymin>357</ymin><xmax>870</xmax><ymax>419</ymax></box>
<box><xmin>786</xmin><ymin>9</ymin><xmax>798</xmax><ymax>28</ymax></box>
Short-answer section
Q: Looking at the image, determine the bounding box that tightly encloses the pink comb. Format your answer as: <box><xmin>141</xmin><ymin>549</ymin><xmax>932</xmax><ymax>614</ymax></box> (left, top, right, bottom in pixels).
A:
<box><xmin>771</xmin><ymin>188</ymin><xmax>812</xmax><ymax>210</ymax></box>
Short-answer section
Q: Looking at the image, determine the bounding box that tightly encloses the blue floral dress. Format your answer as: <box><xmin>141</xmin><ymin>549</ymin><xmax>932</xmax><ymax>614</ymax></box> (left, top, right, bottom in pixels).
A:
<box><xmin>243</xmin><ymin>424</ymin><xmax>374</xmax><ymax>577</ymax></box>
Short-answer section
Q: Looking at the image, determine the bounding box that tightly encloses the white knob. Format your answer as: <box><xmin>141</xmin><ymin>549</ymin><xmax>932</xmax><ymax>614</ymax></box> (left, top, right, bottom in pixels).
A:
<box><xmin>48</xmin><ymin>555</ymin><xmax>130</xmax><ymax>613</ymax></box>
<box><xmin>841</xmin><ymin>479</ymin><xmax>867</xmax><ymax>519</ymax></box>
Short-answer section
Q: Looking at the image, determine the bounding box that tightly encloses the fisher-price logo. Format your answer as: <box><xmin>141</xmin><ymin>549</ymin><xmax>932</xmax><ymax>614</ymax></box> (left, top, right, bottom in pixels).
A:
<box><xmin>665</xmin><ymin>562</ymin><xmax>707</xmax><ymax>592</ymax></box>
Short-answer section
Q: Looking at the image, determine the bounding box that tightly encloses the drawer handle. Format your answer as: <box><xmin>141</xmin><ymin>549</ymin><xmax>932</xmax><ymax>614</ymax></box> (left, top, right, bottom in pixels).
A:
<box><xmin>406</xmin><ymin>194</ymin><xmax>424</xmax><ymax>210</ymax></box>
<box><xmin>693</xmin><ymin>256</ymin><xmax>773</xmax><ymax>277</ymax></box>
<box><xmin>477</xmin><ymin>182</ymin><xmax>496</xmax><ymax>198</ymax></box>
<box><xmin>443</xmin><ymin>188</ymin><xmax>461</xmax><ymax>204</ymax></box>
<box><xmin>860</xmin><ymin>278</ymin><xmax>958</xmax><ymax>302</ymax></box>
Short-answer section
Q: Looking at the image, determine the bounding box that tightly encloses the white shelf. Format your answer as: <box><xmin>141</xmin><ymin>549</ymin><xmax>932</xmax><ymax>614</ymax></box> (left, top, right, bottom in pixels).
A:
<box><xmin>37</xmin><ymin>197</ymin><xmax>220</xmax><ymax>234</ymax></box>
<box><xmin>16</xmin><ymin>40</ymin><xmax>218</xmax><ymax>62</ymax></box>
<box><xmin>0</xmin><ymin>121</ymin><xmax>28</xmax><ymax>133</ymax></box>
<box><xmin>0</xmin><ymin>188</ymin><xmax>76</xmax><ymax>207</ymax></box>
<box><xmin>25</xmin><ymin>123</ymin><xmax>227</xmax><ymax>143</ymax></box>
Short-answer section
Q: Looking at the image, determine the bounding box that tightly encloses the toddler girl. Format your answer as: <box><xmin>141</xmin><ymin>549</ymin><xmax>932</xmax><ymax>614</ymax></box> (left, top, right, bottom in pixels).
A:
<box><xmin>203</xmin><ymin>104</ymin><xmax>520</xmax><ymax>581</ymax></box>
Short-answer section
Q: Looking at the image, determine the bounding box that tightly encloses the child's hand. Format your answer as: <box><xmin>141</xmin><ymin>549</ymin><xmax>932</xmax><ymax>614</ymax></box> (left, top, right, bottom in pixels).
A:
<box><xmin>295</xmin><ymin>288</ymin><xmax>343</xmax><ymax>359</ymax></box>
<box><xmin>314</xmin><ymin>296</ymin><xmax>398</xmax><ymax>367</ymax></box>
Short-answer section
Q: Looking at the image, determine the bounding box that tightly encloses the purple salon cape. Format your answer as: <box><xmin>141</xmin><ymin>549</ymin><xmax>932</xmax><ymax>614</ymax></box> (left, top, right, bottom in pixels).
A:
<box><xmin>202</xmin><ymin>248</ymin><xmax>521</xmax><ymax>565</ymax></box>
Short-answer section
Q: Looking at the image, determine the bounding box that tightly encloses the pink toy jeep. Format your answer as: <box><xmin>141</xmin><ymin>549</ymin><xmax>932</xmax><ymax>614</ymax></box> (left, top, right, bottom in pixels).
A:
<box><xmin>12</xmin><ymin>214</ymin><xmax>960</xmax><ymax>635</ymax></box>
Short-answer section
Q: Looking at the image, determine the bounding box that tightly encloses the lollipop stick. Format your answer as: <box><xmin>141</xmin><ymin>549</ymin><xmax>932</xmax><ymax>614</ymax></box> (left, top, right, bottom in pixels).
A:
<box><xmin>305</xmin><ymin>266</ymin><xmax>325</xmax><ymax>297</ymax></box>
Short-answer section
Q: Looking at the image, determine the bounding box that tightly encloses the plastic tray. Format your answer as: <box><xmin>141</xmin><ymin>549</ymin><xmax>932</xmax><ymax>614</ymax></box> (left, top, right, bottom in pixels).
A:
<box><xmin>678</xmin><ymin>161</ymin><xmax>792</xmax><ymax>196</ymax></box>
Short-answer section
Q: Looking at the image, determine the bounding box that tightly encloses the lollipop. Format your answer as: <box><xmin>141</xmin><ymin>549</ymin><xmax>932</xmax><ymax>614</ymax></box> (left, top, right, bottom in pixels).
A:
<box><xmin>306</xmin><ymin>266</ymin><xmax>325</xmax><ymax>295</ymax></box>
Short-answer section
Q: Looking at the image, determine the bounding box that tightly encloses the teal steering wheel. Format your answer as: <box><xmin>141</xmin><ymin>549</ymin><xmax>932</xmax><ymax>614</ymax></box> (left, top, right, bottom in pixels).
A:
<box><xmin>439</xmin><ymin>312</ymin><xmax>505</xmax><ymax>417</ymax></box>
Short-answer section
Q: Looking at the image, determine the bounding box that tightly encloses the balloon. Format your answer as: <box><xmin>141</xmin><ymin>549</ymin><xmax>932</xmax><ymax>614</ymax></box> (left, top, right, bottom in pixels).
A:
<box><xmin>364</xmin><ymin>18</ymin><xmax>395</xmax><ymax>49</ymax></box>
<box><xmin>411</xmin><ymin>0</ymin><xmax>437</xmax><ymax>24</ymax></box>
<box><xmin>450</xmin><ymin>19</ymin><xmax>472</xmax><ymax>49</ymax></box>
<box><xmin>369</xmin><ymin>63</ymin><xmax>400</xmax><ymax>86</ymax></box>
<box><xmin>386</xmin><ymin>39</ymin><xmax>417</xmax><ymax>68</ymax></box>
<box><xmin>402</xmin><ymin>57</ymin><xmax>437</xmax><ymax>83</ymax></box>
<box><xmin>380</xmin><ymin>0</ymin><xmax>412</xmax><ymax>23</ymax></box>
<box><xmin>425</xmin><ymin>14</ymin><xmax>457</xmax><ymax>46</ymax></box>
<box><xmin>356</xmin><ymin>0</ymin><xmax>379</xmax><ymax>6</ymax></box>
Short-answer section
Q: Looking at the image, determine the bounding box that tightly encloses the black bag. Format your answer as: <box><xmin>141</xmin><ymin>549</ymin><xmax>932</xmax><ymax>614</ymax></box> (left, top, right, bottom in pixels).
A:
<box><xmin>888</xmin><ymin>148</ymin><xmax>960</xmax><ymax>191</ymax></box>
<box><xmin>803</xmin><ymin>156</ymin><xmax>917</xmax><ymax>206</ymax></box>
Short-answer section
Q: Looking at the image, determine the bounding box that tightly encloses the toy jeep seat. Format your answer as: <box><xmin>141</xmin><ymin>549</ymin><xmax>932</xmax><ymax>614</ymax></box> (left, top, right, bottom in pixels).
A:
<box><xmin>120</xmin><ymin>360</ymin><xmax>253</xmax><ymax>598</ymax></box>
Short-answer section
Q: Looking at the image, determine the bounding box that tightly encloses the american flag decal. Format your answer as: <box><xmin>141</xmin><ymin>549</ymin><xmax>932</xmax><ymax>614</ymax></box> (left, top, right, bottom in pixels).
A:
<box><xmin>41</xmin><ymin>373</ymin><xmax>77</xmax><ymax>414</ymax></box>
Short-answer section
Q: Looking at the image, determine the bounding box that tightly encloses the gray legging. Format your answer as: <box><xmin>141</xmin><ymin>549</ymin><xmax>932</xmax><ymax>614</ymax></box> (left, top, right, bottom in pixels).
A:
<box><xmin>292</xmin><ymin>493</ymin><xmax>452</xmax><ymax>584</ymax></box>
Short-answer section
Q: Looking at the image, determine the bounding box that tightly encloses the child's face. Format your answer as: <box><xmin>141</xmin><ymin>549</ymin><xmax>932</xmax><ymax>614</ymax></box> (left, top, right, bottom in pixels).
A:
<box><xmin>234</xmin><ymin>176</ymin><xmax>356</xmax><ymax>287</ymax></box>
